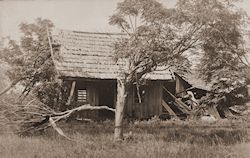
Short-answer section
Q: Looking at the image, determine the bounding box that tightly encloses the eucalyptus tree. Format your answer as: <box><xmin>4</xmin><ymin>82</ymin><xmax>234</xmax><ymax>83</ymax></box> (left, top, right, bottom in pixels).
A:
<box><xmin>110</xmin><ymin>0</ymin><xmax>248</xmax><ymax>140</ymax></box>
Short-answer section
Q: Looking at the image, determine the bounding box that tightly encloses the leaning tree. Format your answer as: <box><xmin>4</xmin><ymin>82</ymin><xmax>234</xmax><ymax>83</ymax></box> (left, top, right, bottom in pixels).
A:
<box><xmin>110</xmin><ymin>0</ymin><xmax>249</xmax><ymax>140</ymax></box>
<box><xmin>0</xmin><ymin>18</ymin><xmax>62</xmax><ymax>108</ymax></box>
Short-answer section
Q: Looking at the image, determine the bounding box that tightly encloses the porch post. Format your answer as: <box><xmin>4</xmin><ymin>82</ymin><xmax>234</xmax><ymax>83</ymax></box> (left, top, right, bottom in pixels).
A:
<box><xmin>66</xmin><ymin>81</ymin><xmax>76</xmax><ymax>106</ymax></box>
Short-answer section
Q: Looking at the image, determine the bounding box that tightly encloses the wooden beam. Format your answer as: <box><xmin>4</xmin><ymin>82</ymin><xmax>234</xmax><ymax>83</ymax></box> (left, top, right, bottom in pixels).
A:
<box><xmin>61</xmin><ymin>77</ymin><xmax>116</xmax><ymax>82</ymax></box>
<box><xmin>162</xmin><ymin>100</ymin><xmax>178</xmax><ymax>117</ymax></box>
<box><xmin>66</xmin><ymin>81</ymin><xmax>76</xmax><ymax>106</ymax></box>
<box><xmin>163</xmin><ymin>86</ymin><xmax>191</xmax><ymax>115</ymax></box>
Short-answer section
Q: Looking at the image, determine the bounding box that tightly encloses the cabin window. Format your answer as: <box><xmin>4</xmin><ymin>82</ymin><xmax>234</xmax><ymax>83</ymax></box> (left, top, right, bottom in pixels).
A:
<box><xmin>134</xmin><ymin>86</ymin><xmax>146</xmax><ymax>103</ymax></box>
<box><xmin>77</xmin><ymin>89</ymin><xmax>87</xmax><ymax>102</ymax></box>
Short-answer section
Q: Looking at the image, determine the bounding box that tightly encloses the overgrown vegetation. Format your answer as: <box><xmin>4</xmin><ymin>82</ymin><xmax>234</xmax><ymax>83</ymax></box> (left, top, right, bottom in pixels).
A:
<box><xmin>195</xmin><ymin>0</ymin><xmax>250</xmax><ymax>113</ymax></box>
<box><xmin>0</xmin><ymin>18</ymin><xmax>62</xmax><ymax>108</ymax></box>
<box><xmin>0</xmin><ymin>119</ymin><xmax>250</xmax><ymax>158</ymax></box>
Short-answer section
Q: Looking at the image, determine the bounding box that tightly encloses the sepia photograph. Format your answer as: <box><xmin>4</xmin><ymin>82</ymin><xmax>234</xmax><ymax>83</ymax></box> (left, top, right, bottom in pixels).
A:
<box><xmin>0</xmin><ymin>0</ymin><xmax>250</xmax><ymax>157</ymax></box>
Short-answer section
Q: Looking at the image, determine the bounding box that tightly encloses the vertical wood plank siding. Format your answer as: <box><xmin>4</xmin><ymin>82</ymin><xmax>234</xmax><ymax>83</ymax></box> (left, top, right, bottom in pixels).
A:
<box><xmin>72</xmin><ymin>79</ymin><xmax>163</xmax><ymax>119</ymax></box>
<box><xmin>125</xmin><ymin>81</ymin><xmax>163</xmax><ymax>119</ymax></box>
<box><xmin>175</xmin><ymin>75</ymin><xmax>186</xmax><ymax>97</ymax></box>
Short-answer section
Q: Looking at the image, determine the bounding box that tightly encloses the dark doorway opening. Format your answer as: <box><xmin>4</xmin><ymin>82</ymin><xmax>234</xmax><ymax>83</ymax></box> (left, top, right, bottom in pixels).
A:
<box><xmin>98</xmin><ymin>81</ymin><xmax>116</xmax><ymax>119</ymax></box>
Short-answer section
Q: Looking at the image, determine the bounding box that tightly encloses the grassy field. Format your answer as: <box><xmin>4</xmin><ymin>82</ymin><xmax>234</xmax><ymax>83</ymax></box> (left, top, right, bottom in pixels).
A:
<box><xmin>0</xmin><ymin>118</ymin><xmax>250</xmax><ymax>158</ymax></box>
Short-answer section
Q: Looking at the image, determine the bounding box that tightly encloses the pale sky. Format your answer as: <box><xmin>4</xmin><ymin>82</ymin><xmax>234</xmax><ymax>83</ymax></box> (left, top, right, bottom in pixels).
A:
<box><xmin>0</xmin><ymin>0</ymin><xmax>176</xmax><ymax>40</ymax></box>
<box><xmin>0</xmin><ymin>0</ymin><xmax>250</xmax><ymax>41</ymax></box>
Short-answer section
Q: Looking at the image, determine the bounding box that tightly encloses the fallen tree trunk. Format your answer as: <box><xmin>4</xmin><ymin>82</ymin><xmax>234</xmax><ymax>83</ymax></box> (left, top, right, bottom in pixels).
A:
<box><xmin>1</xmin><ymin>99</ymin><xmax>115</xmax><ymax>139</ymax></box>
<box><xmin>46</xmin><ymin>104</ymin><xmax>115</xmax><ymax>140</ymax></box>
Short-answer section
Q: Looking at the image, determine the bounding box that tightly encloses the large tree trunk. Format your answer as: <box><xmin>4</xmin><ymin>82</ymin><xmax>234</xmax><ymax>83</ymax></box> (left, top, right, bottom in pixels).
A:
<box><xmin>114</xmin><ymin>79</ymin><xmax>129</xmax><ymax>141</ymax></box>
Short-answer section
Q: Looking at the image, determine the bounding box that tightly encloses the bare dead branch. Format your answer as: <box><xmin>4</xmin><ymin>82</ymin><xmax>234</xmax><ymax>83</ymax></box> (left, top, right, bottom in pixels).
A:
<box><xmin>1</xmin><ymin>100</ymin><xmax>115</xmax><ymax>138</ymax></box>
<box><xmin>0</xmin><ymin>80</ymin><xmax>20</xmax><ymax>97</ymax></box>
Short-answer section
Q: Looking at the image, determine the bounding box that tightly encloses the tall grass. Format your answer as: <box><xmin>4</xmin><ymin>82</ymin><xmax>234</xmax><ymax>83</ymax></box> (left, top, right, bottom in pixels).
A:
<box><xmin>0</xmin><ymin>133</ymin><xmax>237</xmax><ymax>158</ymax></box>
<box><xmin>1</xmin><ymin>119</ymin><xmax>250</xmax><ymax>158</ymax></box>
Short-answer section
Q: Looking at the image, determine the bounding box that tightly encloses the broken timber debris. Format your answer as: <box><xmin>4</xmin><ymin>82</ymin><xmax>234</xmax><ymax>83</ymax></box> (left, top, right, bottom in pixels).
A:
<box><xmin>162</xmin><ymin>100</ymin><xmax>178</xmax><ymax>118</ymax></box>
<box><xmin>163</xmin><ymin>86</ymin><xmax>191</xmax><ymax>116</ymax></box>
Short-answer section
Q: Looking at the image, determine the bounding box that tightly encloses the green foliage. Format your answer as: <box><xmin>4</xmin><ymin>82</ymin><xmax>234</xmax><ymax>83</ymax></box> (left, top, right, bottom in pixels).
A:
<box><xmin>109</xmin><ymin>0</ymin><xmax>205</xmax><ymax>83</ymax></box>
<box><xmin>200</xmin><ymin>75</ymin><xmax>248</xmax><ymax>112</ymax></box>
<box><xmin>111</xmin><ymin>0</ymin><xmax>249</xmax><ymax>108</ymax></box>
<box><xmin>193</xmin><ymin>0</ymin><xmax>250</xmax><ymax>107</ymax></box>
<box><xmin>34</xmin><ymin>81</ymin><xmax>61</xmax><ymax>109</ymax></box>
<box><xmin>1</xmin><ymin>18</ymin><xmax>61</xmax><ymax>108</ymax></box>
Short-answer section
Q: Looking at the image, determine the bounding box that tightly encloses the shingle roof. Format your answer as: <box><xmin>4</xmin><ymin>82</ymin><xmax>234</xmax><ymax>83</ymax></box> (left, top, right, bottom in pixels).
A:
<box><xmin>52</xmin><ymin>29</ymin><xmax>172</xmax><ymax>80</ymax></box>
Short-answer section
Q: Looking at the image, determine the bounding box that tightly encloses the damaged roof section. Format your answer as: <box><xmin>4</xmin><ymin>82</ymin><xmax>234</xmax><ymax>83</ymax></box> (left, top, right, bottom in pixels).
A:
<box><xmin>175</xmin><ymin>72</ymin><xmax>212</xmax><ymax>92</ymax></box>
<box><xmin>52</xmin><ymin>29</ymin><xmax>172</xmax><ymax>80</ymax></box>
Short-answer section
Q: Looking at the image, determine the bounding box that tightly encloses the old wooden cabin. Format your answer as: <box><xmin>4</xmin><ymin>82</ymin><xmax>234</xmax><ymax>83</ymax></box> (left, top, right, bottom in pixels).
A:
<box><xmin>51</xmin><ymin>29</ymin><xmax>187</xmax><ymax>119</ymax></box>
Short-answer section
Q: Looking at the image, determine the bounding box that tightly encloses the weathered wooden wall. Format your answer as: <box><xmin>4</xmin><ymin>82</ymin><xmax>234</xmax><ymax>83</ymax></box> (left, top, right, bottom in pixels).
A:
<box><xmin>65</xmin><ymin>79</ymin><xmax>164</xmax><ymax>119</ymax></box>
<box><xmin>126</xmin><ymin>81</ymin><xmax>163</xmax><ymax>119</ymax></box>
<box><xmin>75</xmin><ymin>81</ymin><xmax>99</xmax><ymax>106</ymax></box>
<box><xmin>175</xmin><ymin>75</ymin><xmax>186</xmax><ymax>98</ymax></box>
<box><xmin>74</xmin><ymin>81</ymin><xmax>99</xmax><ymax>118</ymax></box>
